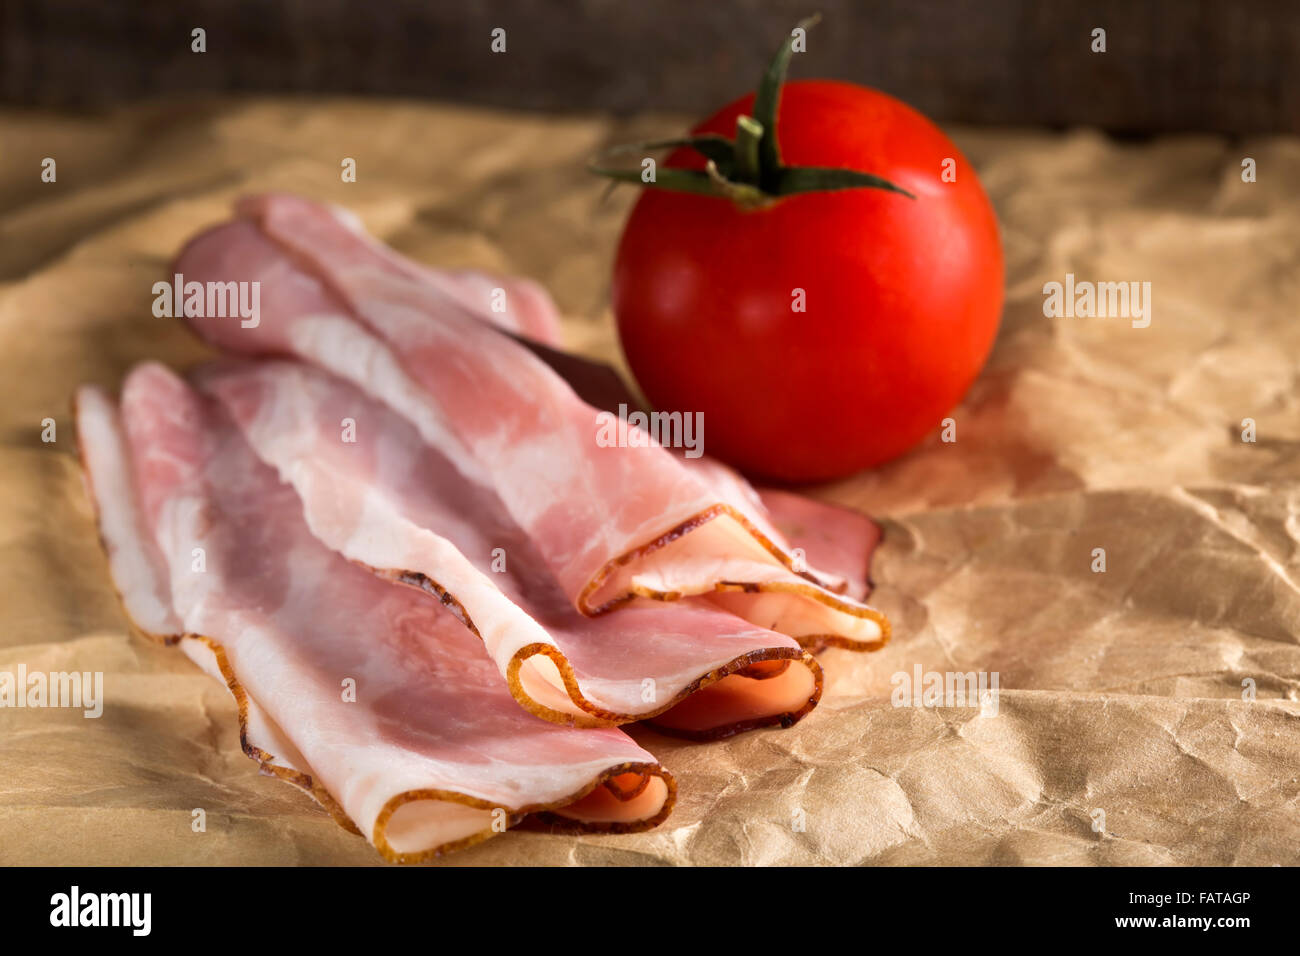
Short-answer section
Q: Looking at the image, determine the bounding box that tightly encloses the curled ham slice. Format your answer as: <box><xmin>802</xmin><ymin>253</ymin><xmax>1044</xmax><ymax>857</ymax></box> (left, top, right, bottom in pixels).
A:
<box><xmin>739</xmin><ymin>488</ymin><xmax>881</xmax><ymax>605</ymax></box>
<box><xmin>174</xmin><ymin>194</ymin><xmax>889</xmax><ymax>653</ymax></box>
<box><xmin>76</xmin><ymin>363</ymin><xmax>674</xmax><ymax>861</ymax></box>
<box><xmin>322</xmin><ymin>202</ymin><xmax>567</xmax><ymax>349</ymax></box>
<box><xmin>449</xmin><ymin>309</ymin><xmax>884</xmax><ymax>604</ymax></box>
<box><xmin>194</xmin><ymin>358</ymin><xmax>823</xmax><ymax>737</ymax></box>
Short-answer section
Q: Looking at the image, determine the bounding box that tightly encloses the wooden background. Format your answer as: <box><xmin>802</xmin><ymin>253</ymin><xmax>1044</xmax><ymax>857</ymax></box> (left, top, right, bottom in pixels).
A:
<box><xmin>2</xmin><ymin>0</ymin><xmax>1296</xmax><ymax>134</ymax></box>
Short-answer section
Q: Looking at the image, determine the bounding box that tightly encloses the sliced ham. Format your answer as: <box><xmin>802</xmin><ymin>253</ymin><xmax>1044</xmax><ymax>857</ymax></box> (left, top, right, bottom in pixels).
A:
<box><xmin>447</xmin><ymin>317</ymin><xmax>884</xmax><ymax>604</ymax></box>
<box><xmin>194</xmin><ymin>357</ymin><xmax>823</xmax><ymax>738</ymax></box>
<box><xmin>736</xmin><ymin>488</ymin><xmax>881</xmax><ymax>605</ymax></box>
<box><xmin>426</xmin><ymin>299</ymin><xmax>882</xmax><ymax>607</ymax></box>
<box><xmin>76</xmin><ymin>363</ymin><xmax>674</xmax><ymax>861</ymax></box>
<box><xmin>174</xmin><ymin>194</ymin><xmax>889</xmax><ymax>653</ymax></box>
<box><xmin>322</xmin><ymin>202</ymin><xmax>566</xmax><ymax>348</ymax></box>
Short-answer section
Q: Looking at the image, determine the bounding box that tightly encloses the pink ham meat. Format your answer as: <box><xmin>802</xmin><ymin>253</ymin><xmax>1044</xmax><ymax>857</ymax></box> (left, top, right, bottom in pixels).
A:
<box><xmin>322</xmin><ymin>203</ymin><xmax>566</xmax><ymax>348</ymax></box>
<box><xmin>194</xmin><ymin>357</ymin><xmax>822</xmax><ymax>737</ymax></box>
<box><xmin>748</xmin><ymin>489</ymin><xmax>881</xmax><ymax>604</ymax></box>
<box><xmin>443</xmin><ymin>318</ymin><xmax>884</xmax><ymax>604</ymax></box>
<box><xmin>174</xmin><ymin>194</ymin><xmax>890</xmax><ymax>653</ymax></box>
<box><xmin>75</xmin><ymin>363</ymin><xmax>674</xmax><ymax>862</ymax></box>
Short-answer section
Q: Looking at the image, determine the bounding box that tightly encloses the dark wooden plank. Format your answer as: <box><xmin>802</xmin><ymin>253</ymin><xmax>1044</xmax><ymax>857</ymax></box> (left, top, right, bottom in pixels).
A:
<box><xmin>2</xmin><ymin>0</ymin><xmax>1296</xmax><ymax>134</ymax></box>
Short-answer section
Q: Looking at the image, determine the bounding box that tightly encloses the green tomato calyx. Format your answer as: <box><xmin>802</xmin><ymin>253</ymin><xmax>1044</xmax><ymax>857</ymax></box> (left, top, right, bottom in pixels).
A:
<box><xmin>589</xmin><ymin>14</ymin><xmax>916</xmax><ymax>209</ymax></box>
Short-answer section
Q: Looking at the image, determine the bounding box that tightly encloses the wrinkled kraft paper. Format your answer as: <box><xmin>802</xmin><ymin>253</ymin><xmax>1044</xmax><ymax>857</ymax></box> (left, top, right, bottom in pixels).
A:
<box><xmin>1</xmin><ymin>99</ymin><xmax>1297</xmax><ymax>865</ymax></box>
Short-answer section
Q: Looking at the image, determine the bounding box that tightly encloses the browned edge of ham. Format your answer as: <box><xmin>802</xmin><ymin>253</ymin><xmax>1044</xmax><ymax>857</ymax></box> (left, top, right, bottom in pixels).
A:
<box><xmin>73</xmin><ymin>378</ymin><xmax>677</xmax><ymax>862</ymax></box>
<box><xmin>173</xmin><ymin>194</ymin><xmax>891</xmax><ymax>658</ymax></box>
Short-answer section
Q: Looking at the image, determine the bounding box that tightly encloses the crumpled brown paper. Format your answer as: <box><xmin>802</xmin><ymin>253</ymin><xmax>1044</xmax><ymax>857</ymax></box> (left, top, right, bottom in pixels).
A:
<box><xmin>1</xmin><ymin>99</ymin><xmax>1297</xmax><ymax>866</ymax></box>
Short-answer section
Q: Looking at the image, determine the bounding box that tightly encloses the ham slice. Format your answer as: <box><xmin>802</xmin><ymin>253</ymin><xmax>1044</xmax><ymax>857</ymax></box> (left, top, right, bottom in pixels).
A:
<box><xmin>194</xmin><ymin>357</ymin><xmax>823</xmax><ymax>738</ymax></box>
<box><xmin>321</xmin><ymin>203</ymin><xmax>566</xmax><ymax>348</ymax></box>
<box><xmin>457</xmin><ymin>309</ymin><xmax>884</xmax><ymax>604</ymax></box>
<box><xmin>438</xmin><ymin>301</ymin><xmax>884</xmax><ymax>606</ymax></box>
<box><xmin>76</xmin><ymin>363</ymin><xmax>674</xmax><ymax>861</ymax></box>
<box><xmin>173</xmin><ymin>194</ymin><xmax>890</xmax><ymax>653</ymax></box>
<box><xmin>747</xmin><ymin>489</ymin><xmax>881</xmax><ymax>604</ymax></box>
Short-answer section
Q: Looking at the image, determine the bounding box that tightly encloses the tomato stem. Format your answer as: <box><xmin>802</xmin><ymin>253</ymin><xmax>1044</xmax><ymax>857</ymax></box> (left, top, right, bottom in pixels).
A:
<box><xmin>733</xmin><ymin>116</ymin><xmax>764</xmax><ymax>185</ymax></box>
<box><xmin>589</xmin><ymin>15</ymin><xmax>916</xmax><ymax>207</ymax></box>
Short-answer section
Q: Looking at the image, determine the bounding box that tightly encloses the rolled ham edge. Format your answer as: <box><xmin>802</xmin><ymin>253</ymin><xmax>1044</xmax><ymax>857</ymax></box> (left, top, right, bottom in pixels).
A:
<box><xmin>73</xmin><ymin>379</ymin><xmax>676</xmax><ymax>862</ymax></box>
<box><xmin>192</xmin><ymin>356</ymin><xmax>829</xmax><ymax>740</ymax></box>
<box><xmin>176</xmin><ymin>195</ymin><xmax>891</xmax><ymax>654</ymax></box>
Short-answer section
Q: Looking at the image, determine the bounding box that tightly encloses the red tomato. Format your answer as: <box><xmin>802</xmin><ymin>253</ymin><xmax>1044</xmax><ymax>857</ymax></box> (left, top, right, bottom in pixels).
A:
<box><xmin>611</xmin><ymin>80</ymin><xmax>1004</xmax><ymax>482</ymax></box>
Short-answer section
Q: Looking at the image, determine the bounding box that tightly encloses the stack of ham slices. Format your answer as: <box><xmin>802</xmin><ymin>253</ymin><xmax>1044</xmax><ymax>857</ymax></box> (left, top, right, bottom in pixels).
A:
<box><xmin>77</xmin><ymin>194</ymin><xmax>889</xmax><ymax>862</ymax></box>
